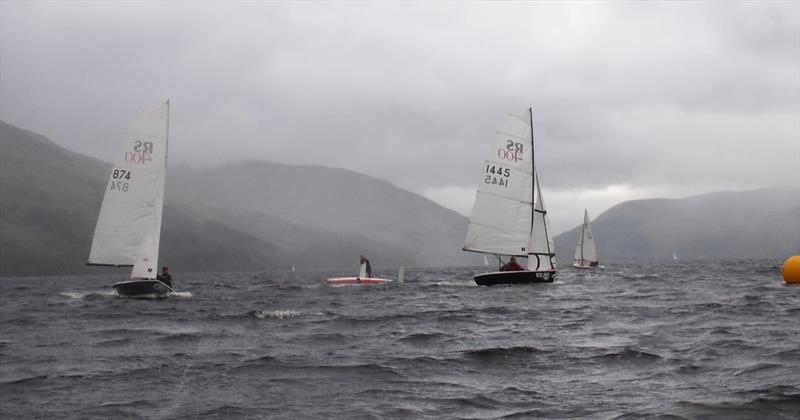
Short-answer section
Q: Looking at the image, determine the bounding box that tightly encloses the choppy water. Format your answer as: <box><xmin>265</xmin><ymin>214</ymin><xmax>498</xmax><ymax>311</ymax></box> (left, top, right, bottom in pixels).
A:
<box><xmin>1</xmin><ymin>260</ymin><xmax>798</xmax><ymax>419</ymax></box>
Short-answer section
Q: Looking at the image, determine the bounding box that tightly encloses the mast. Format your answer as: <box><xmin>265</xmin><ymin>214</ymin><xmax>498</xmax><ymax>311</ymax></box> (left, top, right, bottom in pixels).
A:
<box><xmin>165</xmin><ymin>99</ymin><xmax>170</xmax><ymax>167</ymax></box>
<box><xmin>529</xmin><ymin>108</ymin><xmax>554</xmax><ymax>270</ymax></box>
<box><xmin>580</xmin><ymin>210</ymin><xmax>586</xmax><ymax>265</ymax></box>
<box><xmin>529</xmin><ymin>107</ymin><xmax>535</xmax><ymax>233</ymax></box>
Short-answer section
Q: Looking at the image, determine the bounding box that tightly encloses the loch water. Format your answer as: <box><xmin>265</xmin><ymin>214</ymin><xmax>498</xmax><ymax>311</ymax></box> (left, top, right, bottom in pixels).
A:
<box><xmin>1</xmin><ymin>260</ymin><xmax>798</xmax><ymax>419</ymax></box>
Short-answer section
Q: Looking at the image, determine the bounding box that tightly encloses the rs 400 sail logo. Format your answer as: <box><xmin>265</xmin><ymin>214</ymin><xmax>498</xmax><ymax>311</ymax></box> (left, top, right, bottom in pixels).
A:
<box><xmin>125</xmin><ymin>140</ymin><xmax>154</xmax><ymax>165</ymax></box>
<box><xmin>498</xmin><ymin>140</ymin><xmax>524</xmax><ymax>162</ymax></box>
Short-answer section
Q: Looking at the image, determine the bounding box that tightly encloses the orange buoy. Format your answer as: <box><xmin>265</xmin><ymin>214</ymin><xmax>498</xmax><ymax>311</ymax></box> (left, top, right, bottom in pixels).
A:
<box><xmin>783</xmin><ymin>255</ymin><xmax>800</xmax><ymax>285</ymax></box>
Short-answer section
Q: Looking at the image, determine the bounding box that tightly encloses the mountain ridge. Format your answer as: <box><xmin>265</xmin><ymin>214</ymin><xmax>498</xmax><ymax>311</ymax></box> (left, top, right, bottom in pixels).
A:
<box><xmin>554</xmin><ymin>185</ymin><xmax>800</xmax><ymax>264</ymax></box>
<box><xmin>2</xmin><ymin>120</ymin><xmax>797</xmax><ymax>276</ymax></box>
<box><xmin>0</xmin><ymin>120</ymin><xmax>478</xmax><ymax>277</ymax></box>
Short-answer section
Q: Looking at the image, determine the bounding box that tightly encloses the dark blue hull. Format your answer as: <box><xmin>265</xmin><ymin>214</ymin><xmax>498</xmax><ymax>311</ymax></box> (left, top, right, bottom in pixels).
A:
<box><xmin>474</xmin><ymin>270</ymin><xmax>556</xmax><ymax>286</ymax></box>
<box><xmin>113</xmin><ymin>280</ymin><xmax>173</xmax><ymax>298</ymax></box>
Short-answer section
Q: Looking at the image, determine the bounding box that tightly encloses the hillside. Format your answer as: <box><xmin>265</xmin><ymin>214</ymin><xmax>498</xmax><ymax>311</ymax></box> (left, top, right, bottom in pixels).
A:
<box><xmin>3</xmin><ymin>120</ymin><xmax>797</xmax><ymax>276</ymax></box>
<box><xmin>0</xmin><ymin>121</ymin><xmax>477</xmax><ymax>277</ymax></box>
<box><xmin>553</xmin><ymin>188</ymin><xmax>800</xmax><ymax>264</ymax></box>
<box><xmin>0</xmin><ymin>121</ymin><xmax>292</xmax><ymax>277</ymax></box>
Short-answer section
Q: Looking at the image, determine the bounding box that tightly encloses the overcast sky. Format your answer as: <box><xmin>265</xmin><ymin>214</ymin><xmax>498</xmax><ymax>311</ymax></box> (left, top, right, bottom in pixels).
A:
<box><xmin>1</xmin><ymin>1</ymin><xmax>798</xmax><ymax>233</ymax></box>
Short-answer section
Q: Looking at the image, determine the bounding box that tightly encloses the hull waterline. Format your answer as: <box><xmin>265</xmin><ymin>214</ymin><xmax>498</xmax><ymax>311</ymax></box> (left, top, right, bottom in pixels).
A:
<box><xmin>326</xmin><ymin>277</ymin><xmax>392</xmax><ymax>286</ymax></box>
<box><xmin>474</xmin><ymin>270</ymin><xmax>555</xmax><ymax>286</ymax></box>
<box><xmin>113</xmin><ymin>280</ymin><xmax>173</xmax><ymax>298</ymax></box>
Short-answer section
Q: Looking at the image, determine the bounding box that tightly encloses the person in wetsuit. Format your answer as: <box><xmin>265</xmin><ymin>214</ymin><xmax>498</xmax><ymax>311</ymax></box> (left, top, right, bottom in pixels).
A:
<box><xmin>359</xmin><ymin>255</ymin><xmax>372</xmax><ymax>278</ymax></box>
<box><xmin>157</xmin><ymin>266</ymin><xmax>172</xmax><ymax>288</ymax></box>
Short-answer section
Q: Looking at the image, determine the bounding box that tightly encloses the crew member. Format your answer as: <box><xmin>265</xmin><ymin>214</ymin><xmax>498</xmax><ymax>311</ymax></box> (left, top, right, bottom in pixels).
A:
<box><xmin>501</xmin><ymin>257</ymin><xmax>524</xmax><ymax>271</ymax></box>
<box><xmin>157</xmin><ymin>266</ymin><xmax>173</xmax><ymax>288</ymax></box>
<box><xmin>359</xmin><ymin>255</ymin><xmax>372</xmax><ymax>278</ymax></box>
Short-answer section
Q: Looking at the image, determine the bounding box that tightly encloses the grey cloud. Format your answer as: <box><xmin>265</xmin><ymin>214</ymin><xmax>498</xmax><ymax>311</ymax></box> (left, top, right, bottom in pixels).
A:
<box><xmin>1</xmin><ymin>1</ymin><xmax>797</xmax><ymax>205</ymax></box>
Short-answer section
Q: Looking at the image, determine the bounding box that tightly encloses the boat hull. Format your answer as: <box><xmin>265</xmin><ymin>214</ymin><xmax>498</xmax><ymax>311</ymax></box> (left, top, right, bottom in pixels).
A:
<box><xmin>113</xmin><ymin>280</ymin><xmax>173</xmax><ymax>298</ymax></box>
<box><xmin>326</xmin><ymin>277</ymin><xmax>392</xmax><ymax>286</ymax></box>
<box><xmin>474</xmin><ymin>270</ymin><xmax>555</xmax><ymax>286</ymax></box>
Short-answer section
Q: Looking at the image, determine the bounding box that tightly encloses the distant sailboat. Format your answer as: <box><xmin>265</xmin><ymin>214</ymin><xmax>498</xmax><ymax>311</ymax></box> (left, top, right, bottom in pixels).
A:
<box><xmin>87</xmin><ymin>101</ymin><xmax>177</xmax><ymax>298</ymax></box>
<box><xmin>673</xmin><ymin>252</ymin><xmax>679</xmax><ymax>261</ymax></box>
<box><xmin>573</xmin><ymin>209</ymin><xmax>599</xmax><ymax>269</ymax></box>
<box><xmin>463</xmin><ymin>108</ymin><xmax>557</xmax><ymax>285</ymax></box>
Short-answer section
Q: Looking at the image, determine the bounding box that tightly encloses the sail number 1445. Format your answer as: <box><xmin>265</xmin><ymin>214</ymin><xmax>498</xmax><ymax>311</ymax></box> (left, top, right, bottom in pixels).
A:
<box><xmin>484</xmin><ymin>165</ymin><xmax>510</xmax><ymax>188</ymax></box>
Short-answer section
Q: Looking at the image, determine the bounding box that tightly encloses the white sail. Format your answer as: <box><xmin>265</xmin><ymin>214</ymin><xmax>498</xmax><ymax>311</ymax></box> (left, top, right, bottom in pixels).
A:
<box><xmin>573</xmin><ymin>209</ymin><xmax>598</xmax><ymax>267</ymax></box>
<box><xmin>463</xmin><ymin>110</ymin><xmax>534</xmax><ymax>256</ymax></box>
<box><xmin>358</xmin><ymin>263</ymin><xmax>367</xmax><ymax>278</ymax></box>
<box><xmin>88</xmin><ymin>101</ymin><xmax>169</xmax><ymax>280</ymax></box>
<box><xmin>527</xmin><ymin>171</ymin><xmax>556</xmax><ymax>272</ymax></box>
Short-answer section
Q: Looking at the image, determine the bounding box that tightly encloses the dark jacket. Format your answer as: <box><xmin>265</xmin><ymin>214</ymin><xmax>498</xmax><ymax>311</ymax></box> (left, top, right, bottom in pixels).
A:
<box><xmin>157</xmin><ymin>272</ymin><xmax>172</xmax><ymax>288</ymax></box>
<box><xmin>501</xmin><ymin>261</ymin><xmax>524</xmax><ymax>271</ymax></box>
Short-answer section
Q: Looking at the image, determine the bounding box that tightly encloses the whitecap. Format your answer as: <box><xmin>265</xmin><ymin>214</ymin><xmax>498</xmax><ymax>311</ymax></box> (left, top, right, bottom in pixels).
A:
<box><xmin>251</xmin><ymin>309</ymin><xmax>324</xmax><ymax>319</ymax></box>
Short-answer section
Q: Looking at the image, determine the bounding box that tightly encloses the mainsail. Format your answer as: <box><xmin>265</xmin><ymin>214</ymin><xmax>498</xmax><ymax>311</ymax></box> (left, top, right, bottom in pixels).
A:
<box><xmin>463</xmin><ymin>110</ymin><xmax>534</xmax><ymax>257</ymax></box>
<box><xmin>88</xmin><ymin>101</ymin><xmax>169</xmax><ymax>280</ymax></box>
<box><xmin>573</xmin><ymin>209</ymin><xmax>598</xmax><ymax>267</ymax></box>
<box><xmin>463</xmin><ymin>109</ymin><xmax>555</xmax><ymax>272</ymax></box>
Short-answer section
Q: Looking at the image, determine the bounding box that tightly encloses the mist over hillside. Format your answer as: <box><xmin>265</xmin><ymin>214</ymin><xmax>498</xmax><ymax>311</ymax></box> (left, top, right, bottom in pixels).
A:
<box><xmin>2</xmin><ymin>120</ymin><xmax>797</xmax><ymax>277</ymax></box>
<box><xmin>553</xmin><ymin>188</ymin><xmax>800</xmax><ymax>264</ymax></box>
<box><xmin>0</xmin><ymin>121</ymin><xmax>478</xmax><ymax>277</ymax></box>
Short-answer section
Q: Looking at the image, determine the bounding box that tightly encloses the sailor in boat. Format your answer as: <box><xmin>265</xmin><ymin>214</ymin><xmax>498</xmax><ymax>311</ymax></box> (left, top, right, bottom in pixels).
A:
<box><xmin>501</xmin><ymin>256</ymin><xmax>524</xmax><ymax>272</ymax></box>
<box><xmin>157</xmin><ymin>266</ymin><xmax>172</xmax><ymax>288</ymax></box>
<box><xmin>359</xmin><ymin>255</ymin><xmax>372</xmax><ymax>278</ymax></box>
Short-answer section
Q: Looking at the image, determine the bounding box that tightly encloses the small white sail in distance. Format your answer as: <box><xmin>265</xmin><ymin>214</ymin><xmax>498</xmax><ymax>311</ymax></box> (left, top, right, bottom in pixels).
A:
<box><xmin>573</xmin><ymin>208</ymin><xmax>598</xmax><ymax>268</ymax></box>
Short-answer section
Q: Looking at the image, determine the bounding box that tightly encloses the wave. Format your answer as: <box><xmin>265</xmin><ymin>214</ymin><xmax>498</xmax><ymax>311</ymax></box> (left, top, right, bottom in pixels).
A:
<box><xmin>733</xmin><ymin>362</ymin><xmax>785</xmax><ymax>376</ymax></box>
<box><xmin>0</xmin><ymin>374</ymin><xmax>49</xmax><ymax>386</ymax></box>
<box><xmin>588</xmin><ymin>347</ymin><xmax>664</xmax><ymax>364</ymax></box>
<box><xmin>669</xmin><ymin>394</ymin><xmax>800</xmax><ymax>419</ymax></box>
<box><xmin>95</xmin><ymin>337</ymin><xmax>135</xmax><ymax>347</ymax></box>
<box><xmin>429</xmin><ymin>279</ymin><xmax>478</xmax><ymax>288</ymax></box>
<box><xmin>250</xmin><ymin>309</ymin><xmax>325</xmax><ymax>319</ymax></box>
<box><xmin>399</xmin><ymin>332</ymin><xmax>449</xmax><ymax>344</ymax></box>
<box><xmin>193</xmin><ymin>404</ymin><xmax>253</xmax><ymax>418</ymax></box>
<box><xmin>620</xmin><ymin>272</ymin><xmax>662</xmax><ymax>280</ymax></box>
<box><xmin>462</xmin><ymin>345</ymin><xmax>546</xmax><ymax>361</ymax></box>
<box><xmin>236</xmin><ymin>356</ymin><xmax>400</xmax><ymax>378</ymax></box>
<box><xmin>59</xmin><ymin>290</ymin><xmax>116</xmax><ymax>299</ymax></box>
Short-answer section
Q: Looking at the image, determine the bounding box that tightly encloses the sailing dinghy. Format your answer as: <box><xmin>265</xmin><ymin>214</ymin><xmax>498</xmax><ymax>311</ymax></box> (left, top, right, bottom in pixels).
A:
<box><xmin>87</xmin><ymin>101</ymin><xmax>178</xmax><ymax>298</ymax></box>
<box><xmin>326</xmin><ymin>262</ymin><xmax>393</xmax><ymax>286</ymax></box>
<box><xmin>573</xmin><ymin>209</ymin><xmax>599</xmax><ymax>268</ymax></box>
<box><xmin>463</xmin><ymin>108</ymin><xmax>557</xmax><ymax>285</ymax></box>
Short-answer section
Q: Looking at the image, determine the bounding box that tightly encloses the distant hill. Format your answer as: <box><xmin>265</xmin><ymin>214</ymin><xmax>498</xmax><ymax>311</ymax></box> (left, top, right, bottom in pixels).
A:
<box><xmin>3</xmin><ymin>120</ymin><xmax>797</xmax><ymax>276</ymax></box>
<box><xmin>0</xmin><ymin>121</ymin><xmax>477</xmax><ymax>277</ymax></box>
<box><xmin>553</xmin><ymin>187</ymin><xmax>800</xmax><ymax>264</ymax></box>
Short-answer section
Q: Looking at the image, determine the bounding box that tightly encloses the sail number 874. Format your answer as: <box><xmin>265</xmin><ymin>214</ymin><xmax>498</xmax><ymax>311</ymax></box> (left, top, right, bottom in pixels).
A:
<box><xmin>484</xmin><ymin>165</ymin><xmax>510</xmax><ymax>188</ymax></box>
<box><xmin>110</xmin><ymin>169</ymin><xmax>131</xmax><ymax>192</ymax></box>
